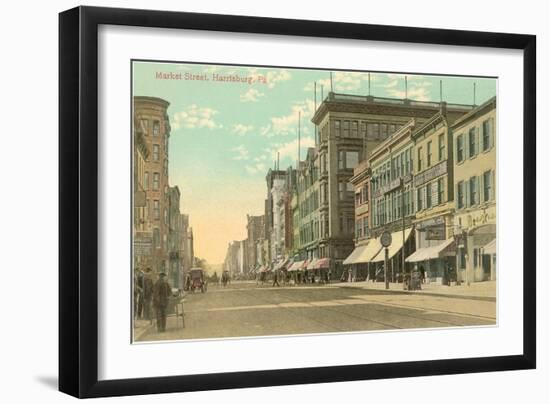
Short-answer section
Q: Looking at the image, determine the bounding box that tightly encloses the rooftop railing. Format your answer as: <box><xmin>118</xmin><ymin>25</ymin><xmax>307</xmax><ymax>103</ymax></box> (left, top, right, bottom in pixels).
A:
<box><xmin>325</xmin><ymin>92</ymin><xmax>473</xmax><ymax>110</ymax></box>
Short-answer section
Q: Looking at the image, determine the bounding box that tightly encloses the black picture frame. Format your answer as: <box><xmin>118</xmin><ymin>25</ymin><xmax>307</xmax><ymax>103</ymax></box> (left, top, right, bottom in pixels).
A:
<box><xmin>59</xmin><ymin>5</ymin><xmax>536</xmax><ymax>398</ymax></box>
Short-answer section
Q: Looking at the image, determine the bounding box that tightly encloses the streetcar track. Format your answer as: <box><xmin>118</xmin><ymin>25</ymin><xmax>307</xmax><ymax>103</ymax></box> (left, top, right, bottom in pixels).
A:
<box><xmin>239</xmin><ymin>288</ymin><xmax>403</xmax><ymax>331</ymax></box>
<box><xmin>235</xmin><ymin>287</ymin><xmax>491</xmax><ymax>329</ymax></box>
<box><xmin>183</xmin><ymin>285</ymin><xmax>494</xmax><ymax>335</ymax></box>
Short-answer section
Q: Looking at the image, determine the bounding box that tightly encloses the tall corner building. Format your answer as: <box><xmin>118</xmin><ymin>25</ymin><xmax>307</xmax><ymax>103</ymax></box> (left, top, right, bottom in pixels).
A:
<box><xmin>133</xmin><ymin>96</ymin><xmax>171</xmax><ymax>274</ymax></box>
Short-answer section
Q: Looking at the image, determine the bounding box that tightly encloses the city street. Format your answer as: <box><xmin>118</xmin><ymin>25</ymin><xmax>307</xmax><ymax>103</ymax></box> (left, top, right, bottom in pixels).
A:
<box><xmin>136</xmin><ymin>281</ymin><xmax>496</xmax><ymax>342</ymax></box>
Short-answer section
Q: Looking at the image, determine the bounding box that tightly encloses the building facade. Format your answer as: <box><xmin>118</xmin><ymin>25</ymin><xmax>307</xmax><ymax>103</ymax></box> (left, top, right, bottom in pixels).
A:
<box><xmin>311</xmin><ymin>93</ymin><xmax>472</xmax><ymax>277</ymax></box>
<box><xmin>296</xmin><ymin>148</ymin><xmax>320</xmax><ymax>261</ymax></box>
<box><xmin>167</xmin><ymin>186</ymin><xmax>183</xmax><ymax>288</ymax></box>
<box><xmin>452</xmin><ymin>97</ymin><xmax>497</xmax><ymax>283</ymax></box>
<box><xmin>133</xmin><ymin>116</ymin><xmax>152</xmax><ymax>270</ymax></box>
<box><xmin>246</xmin><ymin>214</ymin><xmax>265</xmax><ymax>272</ymax></box>
<box><xmin>407</xmin><ymin>110</ymin><xmax>458</xmax><ymax>283</ymax></box>
<box><xmin>134</xmin><ymin>96</ymin><xmax>171</xmax><ymax>274</ymax></box>
<box><xmin>366</xmin><ymin>120</ymin><xmax>418</xmax><ymax>280</ymax></box>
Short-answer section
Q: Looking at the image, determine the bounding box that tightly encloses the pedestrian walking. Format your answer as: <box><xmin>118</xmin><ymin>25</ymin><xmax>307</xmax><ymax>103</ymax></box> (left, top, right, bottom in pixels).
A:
<box><xmin>143</xmin><ymin>267</ymin><xmax>154</xmax><ymax>320</ymax></box>
<box><xmin>153</xmin><ymin>272</ymin><xmax>172</xmax><ymax>332</ymax></box>
<box><xmin>419</xmin><ymin>265</ymin><xmax>426</xmax><ymax>284</ymax></box>
<box><xmin>272</xmin><ymin>270</ymin><xmax>280</xmax><ymax>287</ymax></box>
<box><xmin>134</xmin><ymin>269</ymin><xmax>143</xmax><ymax>319</ymax></box>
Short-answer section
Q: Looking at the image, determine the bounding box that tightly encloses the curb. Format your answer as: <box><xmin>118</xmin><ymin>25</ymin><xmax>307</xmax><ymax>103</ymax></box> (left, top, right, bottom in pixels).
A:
<box><xmin>134</xmin><ymin>321</ymin><xmax>155</xmax><ymax>341</ymax></box>
<box><xmin>339</xmin><ymin>284</ymin><xmax>496</xmax><ymax>302</ymax></box>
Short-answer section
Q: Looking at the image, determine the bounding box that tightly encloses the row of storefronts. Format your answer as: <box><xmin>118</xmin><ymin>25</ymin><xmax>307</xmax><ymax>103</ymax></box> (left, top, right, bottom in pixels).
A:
<box><xmin>344</xmin><ymin>97</ymin><xmax>497</xmax><ymax>285</ymax></box>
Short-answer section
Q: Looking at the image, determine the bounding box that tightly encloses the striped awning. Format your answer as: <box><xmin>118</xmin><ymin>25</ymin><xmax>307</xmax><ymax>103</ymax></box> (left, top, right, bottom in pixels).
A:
<box><xmin>315</xmin><ymin>258</ymin><xmax>331</xmax><ymax>269</ymax></box>
<box><xmin>288</xmin><ymin>260</ymin><xmax>304</xmax><ymax>272</ymax></box>
<box><xmin>274</xmin><ymin>258</ymin><xmax>289</xmax><ymax>270</ymax></box>
<box><xmin>307</xmin><ymin>258</ymin><xmax>318</xmax><ymax>270</ymax></box>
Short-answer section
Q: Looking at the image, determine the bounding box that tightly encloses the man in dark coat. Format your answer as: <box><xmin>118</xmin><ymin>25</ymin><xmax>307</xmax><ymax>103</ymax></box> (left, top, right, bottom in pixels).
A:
<box><xmin>142</xmin><ymin>268</ymin><xmax>154</xmax><ymax>320</ymax></box>
<box><xmin>134</xmin><ymin>269</ymin><xmax>144</xmax><ymax>319</ymax></box>
<box><xmin>153</xmin><ymin>272</ymin><xmax>172</xmax><ymax>332</ymax></box>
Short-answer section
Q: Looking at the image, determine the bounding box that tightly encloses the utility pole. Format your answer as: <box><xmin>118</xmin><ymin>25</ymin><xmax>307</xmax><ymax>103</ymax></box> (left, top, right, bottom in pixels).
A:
<box><xmin>473</xmin><ymin>82</ymin><xmax>477</xmax><ymax>106</ymax></box>
<box><xmin>368</xmin><ymin>72</ymin><xmax>371</xmax><ymax>96</ymax></box>
<box><xmin>298</xmin><ymin>110</ymin><xmax>301</xmax><ymax>162</ymax></box>
<box><xmin>330</xmin><ymin>72</ymin><xmax>333</xmax><ymax>92</ymax></box>
<box><xmin>402</xmin><ymin>179</ymin><xmax>406</xmax><ymax>284</ymax></box>
<box><xmin>405</xmin><ymin>76</ymin><xmax>408</xmax><ymax>99</ymax></box>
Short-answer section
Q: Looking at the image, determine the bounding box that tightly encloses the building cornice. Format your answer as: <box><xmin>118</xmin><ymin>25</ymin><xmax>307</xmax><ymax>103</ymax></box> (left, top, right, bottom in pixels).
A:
<box><xmin>451</xmin><ymin>96</ymin><xmax>497</xmax><ymax>129</ymax></box>
<box><xmin>412</xmin><ymin>112</ymin><xmax>447</xmax><ymax>140</ymax></box>
<box><xmin>311</xmin><ymin>93</ymin><xmax>472</xmax><ymax>125</ymax></box>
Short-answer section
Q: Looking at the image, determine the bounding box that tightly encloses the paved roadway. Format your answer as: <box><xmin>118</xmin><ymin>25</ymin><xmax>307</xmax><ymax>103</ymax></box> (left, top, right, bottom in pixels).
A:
<box><xmin>137</xmin><ymin>281</ymin><xmax>496</xmax><ymax>342</ymax></box>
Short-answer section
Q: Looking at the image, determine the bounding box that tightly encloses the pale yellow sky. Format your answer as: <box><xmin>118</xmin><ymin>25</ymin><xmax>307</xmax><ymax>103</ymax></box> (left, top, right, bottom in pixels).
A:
<box><xmin>171</xmin><ymin>170</ymin><xmax>266</xmax><ymax>265</ymax></box>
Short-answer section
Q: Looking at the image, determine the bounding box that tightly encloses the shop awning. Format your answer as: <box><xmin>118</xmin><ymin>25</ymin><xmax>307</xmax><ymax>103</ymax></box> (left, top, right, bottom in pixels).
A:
<box><xmin>483</xmin><ymin>239</ymin><xmax>496</xmax><ymax>255</ymax></box>
<box><xmin>274</xmin><ymin>258</ymin><xmax>289</xmax><ymax>271</ymax></box>
<box><xmin>356</xmin><ymin>239</ymin><xmax>383</xmax><ymax>263</ymax></box>
<box><xmin>287</xmin><ymin>260</ymin><xmax>304</xmax><ymax>272</ymax></box>
<box><xmin>343</xmin><ymin>245</ymin><xmax>368</xmax><ymax>265</ymax></box>
<box><xmin>307</xmin><ymin>258</ymin><xmax>318</xmax><ymax>270</ymax></box>
<box><xmin>315</xmin><ymin>258</ymin><xmax>331</xmax><ymax>269</ymax></box>
<box><xmin>370</xmin><ymin>228</ymin><xmax>413</xmax><ymax>263</ymax></box>
<box><xmin>405</xmin><ymin>238</ymin><xmax>455</xmax><ymax>262</ymax></box>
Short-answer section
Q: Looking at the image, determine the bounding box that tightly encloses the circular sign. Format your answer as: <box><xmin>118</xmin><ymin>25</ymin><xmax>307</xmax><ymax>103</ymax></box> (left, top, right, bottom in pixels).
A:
<box><xmin>380</xmin><ymin>230</ymin><xmax>392</xmax><ymax>247</ymax></box>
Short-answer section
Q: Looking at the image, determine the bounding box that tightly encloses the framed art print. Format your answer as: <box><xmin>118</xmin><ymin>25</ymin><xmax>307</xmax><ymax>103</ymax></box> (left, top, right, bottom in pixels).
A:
<box><xmin>59</xmin><ymin>6</ymin><xmax>536</xmax><ymax>398</ymax></box>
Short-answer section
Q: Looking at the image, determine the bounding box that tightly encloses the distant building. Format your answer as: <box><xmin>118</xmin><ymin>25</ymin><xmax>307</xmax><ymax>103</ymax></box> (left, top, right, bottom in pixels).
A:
<box><xmin>264</xmin><ymin>167</ymin><xmax>295</xmax><ymax>265</ymax></box>
<box><xmin>246</xmin><ymin>215</ymin><xmax>265</xmax><ymax>272</ymax></box>
<box><xmin>167</xmin><ymin>186</ymin><xmax>183</xmax><ymax>288</ymax></box>
<box><xmin>223</xmin><ymin>240</ymin><xmax>241</xmax><ymax>275</ymax></box>
<box><xmin>295</xmin><ymin>148</ymin><xmax>320</xmax><ymax>262</ymax></box>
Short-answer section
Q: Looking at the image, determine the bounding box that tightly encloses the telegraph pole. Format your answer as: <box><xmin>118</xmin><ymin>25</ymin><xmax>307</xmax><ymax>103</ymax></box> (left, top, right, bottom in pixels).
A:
<box><xmin>381</xmin><ymin>230</ymin><xmax>392</xmax><ymax>290</ymax></box>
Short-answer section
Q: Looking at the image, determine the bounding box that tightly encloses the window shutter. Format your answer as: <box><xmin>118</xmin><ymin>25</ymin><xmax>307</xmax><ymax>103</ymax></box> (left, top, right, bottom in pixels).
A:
<box><xmin>475</xmin><ymin>126</ymin><xmax>480</xmax><ymax>155</ymax></box>
<box><xmin>455</xmin><ymin>183</ymin><xmax>459</xmax><ymax>209</ymax></box>
<box><xmin>423</xmin><ymin>186</ymin><xmax>428</xmax><ymax>209</ymax></box>
<box><xmin>490</xmin><ymin>117</ymin><xmax>495</xmax><ymax>149</ymax></box>
<box><xmin>464</xmin><ymin>133</ymin><xmax>469</xmax><ymax>160</ymax></box>
<box><xmin>476</xmin><ymin>176</ymin><xmax>481</xmax><ymax>205</ymax></box>
<box><xmin>465</xmin><ymin>179</ymin><xmax>470</xmax><ymax>208</ymax></box>
<box><xmin>434</xmin><ymin>183</ymin><xmax>439</xmax><ymax>205</ymax></box>
<box><xmin>492</xmin><ymin>170</ymin><xmax>496</xmax><ymax>201</ymax></box>
<box><xmin>480</xmin><ymin>172</ymin><xmax>486</xmax><ymax>203</ymax></box>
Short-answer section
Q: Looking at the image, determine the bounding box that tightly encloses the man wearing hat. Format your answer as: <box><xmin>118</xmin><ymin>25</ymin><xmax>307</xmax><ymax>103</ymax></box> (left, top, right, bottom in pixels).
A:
<box><xmin>153</xmin><ymin>272</ymin><xmax>172</xmax><ymax>332</ymax></box>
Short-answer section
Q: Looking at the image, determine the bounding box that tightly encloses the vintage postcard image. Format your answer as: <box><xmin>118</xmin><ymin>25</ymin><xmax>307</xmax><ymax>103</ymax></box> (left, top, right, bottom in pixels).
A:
<box><xmin>132</xmin><ymin>61</ymin><xmax>497</xmax><ymax>342</ymax></box>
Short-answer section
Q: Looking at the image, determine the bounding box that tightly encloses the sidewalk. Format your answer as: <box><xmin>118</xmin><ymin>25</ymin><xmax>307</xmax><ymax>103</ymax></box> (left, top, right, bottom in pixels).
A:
<box><xmin>133</xmin><ymin>318</ymin><xmax>155</xmax><ymax>341</ymax></box>
<box><xmin>335</xmin><ymin>280</ymin><xmax>497</xmax><ymax>301</ymax></box>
